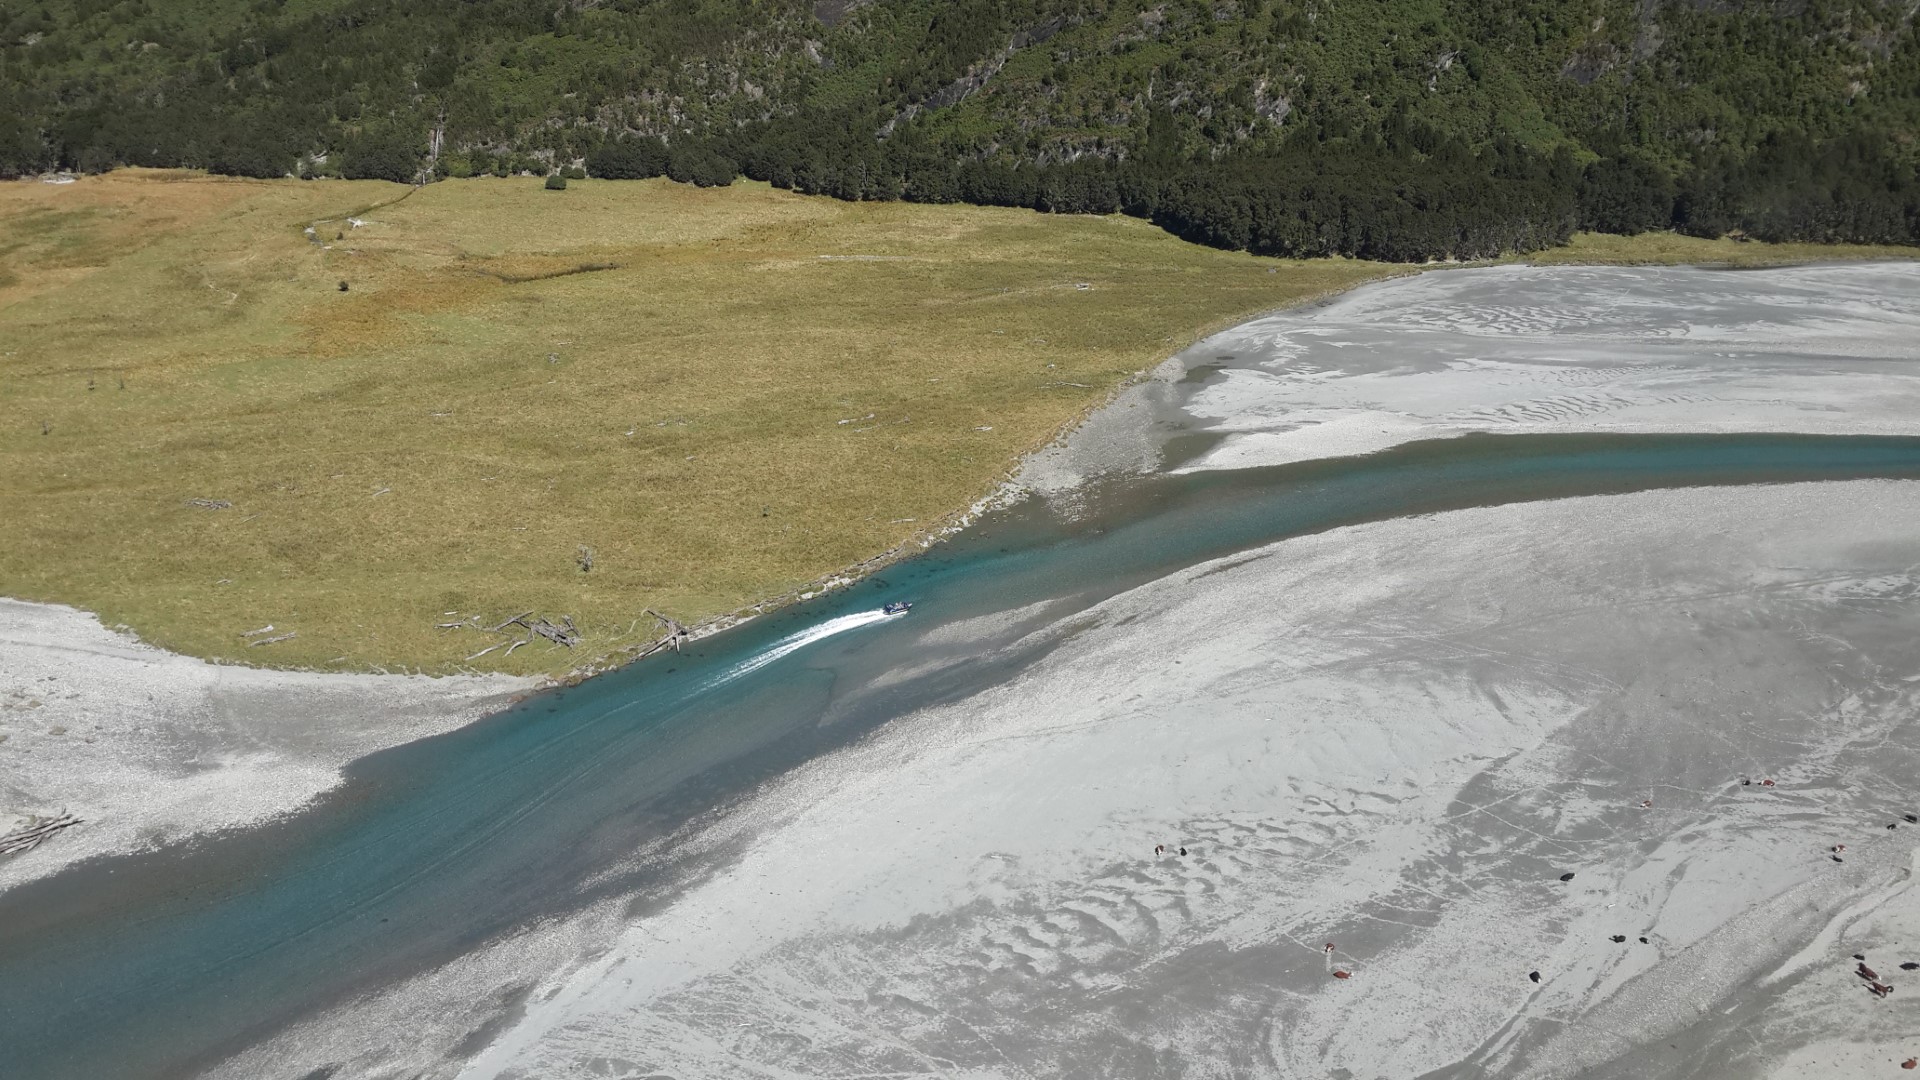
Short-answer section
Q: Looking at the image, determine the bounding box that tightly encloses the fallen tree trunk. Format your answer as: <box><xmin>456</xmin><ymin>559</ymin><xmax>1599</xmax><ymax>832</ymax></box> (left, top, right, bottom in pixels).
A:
<box><xmin>644</xmin><ymin>609</ymin><xmax>689</xmax><ymax>652</ymax></box>
<box><xmin>489</xmin><ymin>611</ymin><xmax>536</xmax><ymax>633</ymax></box>
<box><xmin>526</xmin><ymin>618</ymin><xmax>579</xmax><ymax>648</ymax></box>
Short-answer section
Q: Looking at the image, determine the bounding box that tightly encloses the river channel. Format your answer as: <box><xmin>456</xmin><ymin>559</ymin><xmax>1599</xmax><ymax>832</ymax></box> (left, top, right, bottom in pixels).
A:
<box><xmin>2</xmin><ymin>433</ymin><xmax>1919</xmax><ymax>1078</ymax></box>
<box><xmin>6</xmin><ymin>264</ymin><xmax>1920</xmax><ymax>1079</ymax></box>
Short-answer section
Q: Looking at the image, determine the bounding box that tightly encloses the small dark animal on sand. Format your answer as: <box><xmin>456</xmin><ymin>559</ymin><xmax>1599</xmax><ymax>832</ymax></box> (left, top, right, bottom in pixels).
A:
<box><xmin>1610</xmin><ymin>935</ymin><xmax>1626</xmax><ymax>943</ymax></box>
<box><xmin>1900</xmin><ymin>962</ymin><xmax>1918</xmax><ymax>971</ymax></box>
<box><xmin>1528</xmin><ymin>971</ymin><xmax>1541</xmax><ymax>983</ymax></box>
<box><xmin>1558</xmin><ymin>872</ymin><xmax>1575</xmax><ymax>882</ymax></box>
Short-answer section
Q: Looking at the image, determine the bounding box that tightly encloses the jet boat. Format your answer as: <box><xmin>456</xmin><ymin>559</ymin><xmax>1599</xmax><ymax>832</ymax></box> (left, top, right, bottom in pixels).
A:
<box><xmin>882</xmin><ymin>601</ymin><xmax>913</xmax><ymax>616</ymax></box>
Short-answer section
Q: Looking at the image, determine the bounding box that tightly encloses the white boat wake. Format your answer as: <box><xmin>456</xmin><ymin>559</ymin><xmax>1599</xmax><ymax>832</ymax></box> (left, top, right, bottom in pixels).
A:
<box><xmin>707</xmin><ymin>608</ymin><xmax>896</xmax><ymax>688</ymax></box>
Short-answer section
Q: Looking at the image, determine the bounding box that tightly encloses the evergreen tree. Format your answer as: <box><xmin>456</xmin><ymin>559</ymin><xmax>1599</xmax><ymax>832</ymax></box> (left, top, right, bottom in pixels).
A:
<box><xmin>586</xmin><ymin>137</ymin><xmax>669</xmax><ymax>180</ymax></box>
<box><xmin>2</xmin><ymin>0</ymin><xmax>1913</xmax><ymax>259</ymax></box>
<box><xmin>341</xmin><ymin>127</ymin><xmax>425</xmax><ymax>184</ymax></box>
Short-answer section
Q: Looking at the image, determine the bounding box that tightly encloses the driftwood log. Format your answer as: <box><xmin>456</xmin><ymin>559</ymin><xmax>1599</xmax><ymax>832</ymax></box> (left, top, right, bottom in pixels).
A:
<box><xmin>453</xmin><ymin>606</ymin><xmax>701</xmax><ymax>666</ymax></box>
<box><xmin>527</xmin><ymin>618</ymin><xmax>579</xmax><ymax>648</ymax></box>
<box><xmin>0</xmin><ymin>813</ymin><xmax>80</xmax><ymax>857</ymax></box>
<box><xmin>625</xmin><ymin>609</ymin><xmax>691</xmax><ymax>658</ymax></box>
<box><xmin>489</xmin><ymin>611</ymin><xmax>535</xmax><ymax>633</ymax></box>
<box><xmin>491</xmin><ymin>613</ymin><xmax>580</xmax><ymax>649</ymax></box>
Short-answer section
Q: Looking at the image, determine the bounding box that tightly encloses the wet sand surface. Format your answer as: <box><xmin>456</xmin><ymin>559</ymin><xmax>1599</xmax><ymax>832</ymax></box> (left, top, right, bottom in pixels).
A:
<box><xmin>1177</xmin><ymin>262</ymin><xmax>1920</xmax><ymax>471</ymax></box>
<box><xmin>1021</xmin><ymin>262</ymin><xmax>1920</xmax><ymax>492</ymax></box>
<box><xmin>0</xmin><ymin>599</ymin><xmax>534</xmax><ymax>889</ymax></box>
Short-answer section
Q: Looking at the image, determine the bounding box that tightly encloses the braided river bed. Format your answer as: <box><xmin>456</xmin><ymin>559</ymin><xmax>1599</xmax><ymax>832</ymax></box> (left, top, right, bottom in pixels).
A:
<box><xmin>5</xmin><ymin>263</ymin><xmax>1920</xmax><ymax>1079</ymax></box>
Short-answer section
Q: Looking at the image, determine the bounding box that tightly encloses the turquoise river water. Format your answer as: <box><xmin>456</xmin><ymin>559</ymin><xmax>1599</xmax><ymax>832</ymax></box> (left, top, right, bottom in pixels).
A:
<box><xmin>5</xmin><ymin>433</ymin><xmax>1920</xmax><ymax>1079</ymax></box>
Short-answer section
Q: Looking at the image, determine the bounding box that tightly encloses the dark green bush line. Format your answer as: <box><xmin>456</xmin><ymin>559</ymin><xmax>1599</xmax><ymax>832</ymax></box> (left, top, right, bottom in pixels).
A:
<box><xmin>4</xmin><ymin>0</ymin><xmax>1916</xmax><ymax>259</ymax></box>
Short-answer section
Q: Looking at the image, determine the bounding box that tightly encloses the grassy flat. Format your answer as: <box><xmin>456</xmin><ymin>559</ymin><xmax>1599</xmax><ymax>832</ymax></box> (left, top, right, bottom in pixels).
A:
<box><xmin>3</xmin><ymin>171</ymin><xmax>1911</xmax><ymax>676</ymax></box>
<box><xmin>1520</xmin><ymin>231</ymin><xmax>1919</xmax><ymax>267</ymax></box>
<box><xmin>1</xmin><ymin>170</ymin><xmax>1396</xmax><ymax>675</ymax></box>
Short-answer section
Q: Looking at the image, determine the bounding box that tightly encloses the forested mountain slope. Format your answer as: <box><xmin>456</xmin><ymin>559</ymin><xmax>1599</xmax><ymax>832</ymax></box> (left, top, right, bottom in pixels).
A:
<box><xmin>5</xmin><ymin>0</ymin><xmax>1916</xmax><ymax>259</ymax></box>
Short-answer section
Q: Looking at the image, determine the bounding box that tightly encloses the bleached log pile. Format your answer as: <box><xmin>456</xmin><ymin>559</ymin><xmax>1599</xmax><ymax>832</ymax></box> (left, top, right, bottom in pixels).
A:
<box><xmin>443</xmin><ymin>605</ymin><xmax>697</xmax><ymax>667</ymax></box>
<box><xmin>0</xmin><ymin>813</ymin><xmax>80</xmax><ymax>857</ymax></box>
<box><xmin>448</xmin><ymin>611</ymin><xmax>585</xmax><ymax>661</ymax></box>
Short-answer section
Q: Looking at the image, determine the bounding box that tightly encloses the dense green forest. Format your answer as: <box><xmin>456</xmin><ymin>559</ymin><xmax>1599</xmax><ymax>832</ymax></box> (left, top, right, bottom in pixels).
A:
<box><xmin>4</xmin><ymin>0</ymin><xmax>1917</xmax><ymax>260</ymax></box>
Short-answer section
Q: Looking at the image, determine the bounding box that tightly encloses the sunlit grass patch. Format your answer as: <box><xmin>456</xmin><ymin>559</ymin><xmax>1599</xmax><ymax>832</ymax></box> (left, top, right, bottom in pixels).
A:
<box><xmin>3</xmin><ymin>174</ymin><xmax>1909</xmax><ymax>676</ymax></box>
<box><xmin>0</xmin><ymin>172</ymin><xmax>1390</xmax><ymax>675</ymax></box>
<box><xmin>1525</xmin><ymin>230</ymin><xmax>1916</xmax><ymax>267</ymax></box>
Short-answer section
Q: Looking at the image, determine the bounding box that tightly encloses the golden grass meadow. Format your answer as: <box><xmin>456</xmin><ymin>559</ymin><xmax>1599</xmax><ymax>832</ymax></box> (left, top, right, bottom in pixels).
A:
<box><xmin>1</xmin><ymin>170</ymin><xmax>1909</xmax><ymax>675</ymax></box>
